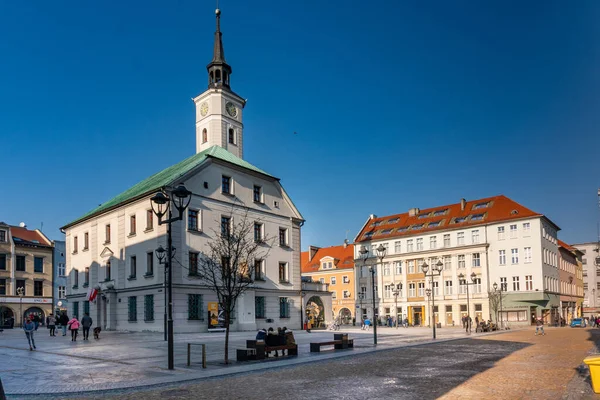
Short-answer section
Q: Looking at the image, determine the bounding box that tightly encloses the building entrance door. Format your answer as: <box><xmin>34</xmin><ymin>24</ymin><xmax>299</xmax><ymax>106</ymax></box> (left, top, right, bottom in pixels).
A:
<box><xmin>413</xmin><ymin>306</ymin><xmax>423</xmax><ymax>326</ymax></box>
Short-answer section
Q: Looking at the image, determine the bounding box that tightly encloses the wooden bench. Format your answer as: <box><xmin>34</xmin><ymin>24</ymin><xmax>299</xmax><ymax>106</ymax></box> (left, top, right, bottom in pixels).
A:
<box><xmin>310</xmin><ymin>333</ymin><xmax>354</xmax><ymax>353</ymax></box>
<box><xmin>237</xmin><ymin>340</ymin><xmax>298</xmax><ymax>361</ymax></box>
<box><xmin>187</xmin><ymin>343</ymin><xmax>207</xmax><ymax>368</ymax></box>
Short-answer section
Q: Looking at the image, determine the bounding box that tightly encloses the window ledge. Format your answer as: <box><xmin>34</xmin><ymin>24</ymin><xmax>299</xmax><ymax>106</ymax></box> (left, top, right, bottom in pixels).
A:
<box><xmin>279</xmin><ymin>280</ymin><xmax>291</xmax><ymax>284</ymax></box>
<box><xmin>72</xmin><ymin>285</ymin><xmax>78</xmax><ymax>289</ymax></box>
<box><xmin>279</xmin><ymin>244</ymin><xmax>290</xmax><ymax>249</ymax></box>
<box><xmin>144</xmin><ymin>228</ymin><xmax>154</xmax><ymax>233</ymax></box>
<box><xmin>188</xmin><ymin>273</ymin><xmax>201</xmax><ymax>279</ymax></box>
<box><xmin>82</xmin><ymin>248</ymin><xmax>89</xmax><ymax>252</ymax></box>
<box><xmin>254</xmin><ymin>278</ymin><xmax>266</xmax><ymax>282</ymax></box>
<box><xmin>253</xmin><ymin>200</ymin><xmax>265</xmax><ymax>205</ymax></box>
<box><xmin>103</xmin><ymin>278</ymin><xmax>112</xmax><ymax>282</ymax></box>
<box><xmin>221</xmin><ymin>192</ymin><xmax>235</xmax><ymax>197</ymax></box>
<box><xmin>127</xmin><ymin>276</ymin><xmax>137</xmax><ymax>281</ymax></box>
<box><xmin>103</xmin><ymin>241</ymin><xmax>111</xmax><ymax>246</ymax></box>
<box><xmin>143</xmin><ymin>273</ymin><xmax>154</xmax><ymax>278</ymax></box>
<box><xmin>72</xmin><ymin>251</ymin><xmax>78</xmax><ymax>255</ymax></box>
<box><xmin>187</xmin><ymin>229</ymin><xmax>203</xmax><ymax>235</ymax></box>
<box><xmin>82</xmin><ymin>283</ymin><xmax>89</xmax><ymax>288</ymax></box>
<box><xmin>128</xmin><ymin>233</ymin><xmax>137</xmax><ymax>238</ymax></box>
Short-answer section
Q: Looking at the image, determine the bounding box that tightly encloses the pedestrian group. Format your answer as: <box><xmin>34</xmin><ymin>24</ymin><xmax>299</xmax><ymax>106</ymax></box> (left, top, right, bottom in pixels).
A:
<box><xmin>23</xmin><ymin>311</ymin><xmax>101</xmax><ymax>351</ymax></box>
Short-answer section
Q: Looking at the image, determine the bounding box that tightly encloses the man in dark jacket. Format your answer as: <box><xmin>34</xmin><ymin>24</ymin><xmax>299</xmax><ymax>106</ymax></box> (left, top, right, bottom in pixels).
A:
<box><xmin>59</xmin><ymin>312</ymin><xmax>69</xmax><ymax>336</ymax></box>
<box><xmin>81</xmin><ymin>313</ymin><xmax>93</xmax><ymax>340</ymax></box>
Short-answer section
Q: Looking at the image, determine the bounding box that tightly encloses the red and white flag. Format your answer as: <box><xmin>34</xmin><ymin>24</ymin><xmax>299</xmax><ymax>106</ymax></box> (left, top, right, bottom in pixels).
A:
<box><xmin>87</xmin><ymin>288</ymin><xmax>98</xmax><ymax>302</ymax></box>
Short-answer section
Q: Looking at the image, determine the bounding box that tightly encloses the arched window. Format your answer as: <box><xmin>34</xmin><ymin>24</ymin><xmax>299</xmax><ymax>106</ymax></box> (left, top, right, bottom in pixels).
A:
<box><xmin>224</xmin><ymin>71</ymin><xmax>229</xmax><ymax>85</ymax></box>
<box><xmin>202</xmin><ymin>128</ymin><xmax>208</xmax><ymax>144</ymax></box>
<box><xmin>228</xmin><ymin>128</ymin><xmax>235</xmax><ymax>144</ymax></box>
<box><xmin>209</xmin><ymin>71</ymin><xmax>214</xmax><ymax>84</ymax></box>
<box><xmin>215</xmin><ymin>70</ymin><xmax>222</xmax><ymax>83</ymax></box>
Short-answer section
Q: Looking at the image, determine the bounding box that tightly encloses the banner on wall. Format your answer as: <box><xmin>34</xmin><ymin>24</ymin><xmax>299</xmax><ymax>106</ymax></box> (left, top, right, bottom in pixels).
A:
<box><xmin>208</xmin><ymin>302</ymin><xmax>226</xmax><ymax>330</ymax></box>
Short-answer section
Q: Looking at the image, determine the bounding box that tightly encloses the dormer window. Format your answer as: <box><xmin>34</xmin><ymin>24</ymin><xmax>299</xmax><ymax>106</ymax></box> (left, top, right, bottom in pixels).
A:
<box><xmin>454</xmin><ymin>217</ymin><xmax>467</xmax><ymax>224</ymax></box>
<box><xmin>0</xmin><ymin>230</ymin><xmax>6</xmax><ymax>243</ymax></box>
<box><xmin>473</xmin><ymin>202</ymin><xmax>490</xmax><ymax>210</ymax></box>
<box><xmin>428</xmin><ymin>221</ymin><xmax>441</xmax><ymax>228</ymax></box>
<box><xmin>397</xmin><ymin>227</ymin><xmax>409</xmax><ymax>233</ymax></box>
<box><xmin>411</xmin><ymin>224</ymin><xmax>424</xmax><ymax>230</ymax></box>
<box><xmin>388</xmin><ymin>218</ymin><xmax>399</xmax><ymax>224</ymax></box>
<box><xmin>418</xmin><ymin>214</ymin><xmax>430</xmax><ymax>219</ymax></box>
<box><xmin>364</xmin><ymin>231</ymin><xmax>374</xmax><ymax>238</ymax></box>
<box><xmin>381</xmin><ymin>229</ymin><xmax>392</xmax><ymax>235</ymax></box>
<box><xmin>433</xmin><ymin>209</ymin><xmax>448</xmax><ymax>216</ymax></box>
<box><xmin>470</xmin><ymin>214</ymin><xmax>485</xmax><ymax>221</ymax></box>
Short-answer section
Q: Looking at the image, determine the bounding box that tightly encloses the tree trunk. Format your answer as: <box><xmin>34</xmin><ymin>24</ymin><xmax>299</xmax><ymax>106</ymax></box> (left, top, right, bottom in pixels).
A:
<box><xmin>224</xmin><ymin>308</ymin><xmax>230</xmax><ymax>364</ymax></box>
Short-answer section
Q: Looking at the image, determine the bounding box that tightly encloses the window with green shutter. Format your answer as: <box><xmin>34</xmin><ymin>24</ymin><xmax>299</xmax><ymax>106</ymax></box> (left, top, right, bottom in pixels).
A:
<box><xmin>128</xmin><ymin>296</ymin><xmax>137</xmax><ymax>321</ymax></box>
<box><xmin>144</xmin><ymin>295</ymin><xmax>154</xmax><ymax>321</ymax></box>
<box><xmin>188</xmin><ymin>294</ymin><xmax>204</xmax><ymax>320</ymax></box>
<box><xmin>83</xmin><ymin>301</ymin><xmax>90</xmax><ymax>315</ymax></box>
<box><xmin>279</xmin><ymin>297</ymin><xmax>290</xmax><ymax>318</ymax></box>
<box><xmin>73</xmin><ymin>301</ymin><xmax>79</xmax><ymax>319</ymax></box>
<box><xmin>255</xmin><ymin>296</ymin><xmax>266</xmax><ymax>319</ymax></box>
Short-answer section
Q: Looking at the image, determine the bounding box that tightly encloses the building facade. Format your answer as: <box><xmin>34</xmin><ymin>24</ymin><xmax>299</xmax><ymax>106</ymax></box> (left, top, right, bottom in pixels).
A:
<box><xmin>0</xmin><ymin>222</ymin><xmax>54</xmax><ymax>328</ymax></box>
<box><xmin>573</xmin><ymin>241</ymin><xmax>600</xmax><ymax>317</ymax></box>
<box><xmin>61</xmin><ymin>9</ymin><xmax>304</xmax><ymax>333</ymax></box>
<box><xmin>301</xmin><ymin>242</ymin><xmax>355</xmax><ymax>325</ymax></box>
<box><xmin>53</xmin><ymin>240</ymin><xmax>68</xmax><ymax>315</ymax></box>
<box><xmin>353</xmin><ymin>195</ymin><xmax>561</xmax><ymax>328</ymax></box>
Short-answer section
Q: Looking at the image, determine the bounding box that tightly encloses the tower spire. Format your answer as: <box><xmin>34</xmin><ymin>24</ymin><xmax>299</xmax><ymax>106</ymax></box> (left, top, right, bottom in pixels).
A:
<box><xmin>207</xmin><ymin>7</ymin><xmax>232</xmax><ymax>89</ymax></box>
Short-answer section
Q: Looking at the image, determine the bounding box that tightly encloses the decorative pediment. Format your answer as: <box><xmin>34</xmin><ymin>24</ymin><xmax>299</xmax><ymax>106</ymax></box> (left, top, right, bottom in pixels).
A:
<box><xmin>100</xmin><ymin>247</ymin><xmax>114</xmax><ymax>259</ymax></box>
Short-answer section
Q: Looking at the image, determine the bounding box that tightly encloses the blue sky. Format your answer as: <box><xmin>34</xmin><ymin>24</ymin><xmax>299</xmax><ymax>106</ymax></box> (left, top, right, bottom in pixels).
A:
<box><xmin>1</xmin><ymin>0</ymin><xmax>599</xmax><ymax>247</ymax></box>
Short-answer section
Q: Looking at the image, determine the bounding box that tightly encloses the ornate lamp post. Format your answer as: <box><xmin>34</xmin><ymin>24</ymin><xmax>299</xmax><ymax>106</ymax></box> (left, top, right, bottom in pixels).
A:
<box><xmin>150</xmin><ymin>184</ymin><xmax>192</xmax><ymax>370</ymax></box>
<box><xmin>373</xmin><ymin>244</ymin><xmax>387</xmax><ymax>344</ymax></box>
<box><xmin>422</xmin><ymin>260</ymin><xmax>443</xmax><ymax>339</ymax></box>
<box><xmin>493</xmin><ymin>281</ymin><xmax>504</xmax><ymax>330</ymax></box>
<box><xmin>17</xmin><ymin>286</ymin><xmax>24</xmax><ymax>327</ymax></box>
<box><xmin>458</xmin><ymin>272</ymin><xmax>477</xmax><ymax>333</ymax></box>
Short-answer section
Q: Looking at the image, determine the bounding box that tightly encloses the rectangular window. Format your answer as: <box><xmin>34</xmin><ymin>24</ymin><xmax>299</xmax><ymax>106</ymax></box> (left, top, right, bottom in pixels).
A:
<box><xmin>524</xmin><ymin>247</ymin><xmax>532</xmax><ymax>263</ymax></box>
<box><xmin>73</xmin><ymin>236</ymin><xmax>78</xmax><ymax>253</ymax></box>
<box><xmin>105</xmin><ymin>224</ymin><xmax>111</xmax><ymax>243</ymax></box>
<box><xmin>0</xmin><ymin>254</ymin><xmax>5</xmax><ymax>270</ymax></box>
<box><xmin>472</xmin><ymin>253</ymin><xmax>481</xmax><ymax>267</ymax></box>
<box><xmin>128</xmin><ymin>297</ymin><xmax>137</xmax><ymax>322</ymax></box>
<box><xmin>34</xmin><ymin>280</ymin><xmax>43</xmax><ymax>296</ymax></box>
<box><xmin>188</xmin><ymin>210</ymin><xmax>199</xmax><ymax>231</ymax></box>
<box><xmin>395</xmin><ymin>261</ymin><xmax>403</xmax><ymax>275</ymax></box>
<box><xmin>15</xmin><ymin>255</ymin><xmax>25</xmax><ymax>271</ymax></box>
<box><xmin>106</xmin><ymin>261</ymin><xmax>111</xmax><ymax>281</ymax></box>
<box><xmin>418</xmin><ymin>282</ymin><xmax>425</xmax><ymax>297</ymax></box>
<box><xmin>459</xmin><ymin>282</ymin><xmax>467</xmax><ymax>294</ymax></box>
<box><xmin>432</xmin><ymin>281</ymin><xmax>439</xmax><ymax>296</ymax></box>
<box><xmin>416</xmin><ymin>238</ymin><xmax>423</xmax><ymax>251</ymax></box>
<box><xmin>512</xmin><ymin>276</ymin><xmax>520</xmax><ymax>291</ymax></box>
<box><xmin>0</xmin><ymin>230</ymin><xmax>5</xmax><ymax>242</ymax></box>
<box><xmin>443</xmin><ymin>234</ymin><xmax>451</xmax><ymax>247</ymax></box>
<box><xmin>343</xmin><ymin>290</ymin><xmax>351</xmax><ymax>298</ymax></box>
<box><xmin>383</xmin><ymin>263</ymin><xmax>390</xmax><ymax>276</ymax></box>
<box><xmin>509</xmin><ymin>224</ymin><xmax>517</xmax><ymax>238</ymax></box>
<box><xmin>254</xmin><ymin>223</ymin><xmax>263</xmax><ymax>242</ymax></box>
<box><xmin>254</xmin><ymin>259</ymin><xmax>265</xmax><ymax>280</ymax></box>
<box><xmin>444</xmin><ymin>255</ymin><xmax>451</xmax><ymax>270</ymax></box>
<box><xmin>58</xmin><ymin>263</ymin><xmax>66</xmax><ymax>276</ymax></box>
<box><xmin>229</xmin><ymin>129</ymin><xmax>235</xmax><ymax>144</ymax></box>
<box><xmin>500</xmin><ymin>277</ymin><xmax>507</xmax><ymax>291</ymax></box>
<box><xmin>457</xmin><ymin>232</ymin><xmax>465</xmax><ymax>245</ymax></box>
<box><xmin>499</xmin><ymin>250</ymin><xmax>506</xmax><ymax>265</ymax></box>
<box><xmin>279</xmin><ymin>228</ymin><xmax>288</xmax><ymax>246</ymax></box>
<box><xmin>523</xmin><ymin>222</ymin><xmax>531</xmax><ymax>235</ymax></box>
<box><xmin>407</xmin><ymin>240</ymin><xmax>414</xmax><ymax>252</ymax></box>
<box><xmin>221</xmin><ymin>216</ymin><xmax>231</xmax><ymax>237</ymax></box>
<box><xmin>221</xmin><ymin>175</ymin><xmax>231</xmax><ymax>194</ymax></box>
<box><xmin>130</xmin><ymin>256</ymin><xmax>137</xmax><ymax>278</ymax></box>
<box><xmin>83</xmin><ymin>301</ymin><xmax>90</xmax><ymax>315</ymax></box>
<box><xmin>189</xmin><ymin>252</ymin><xmax>199</xmax><ymax>276</ymax></box>
<box><xmin>394</xmin><ymin>241</ymin><xmax>401</xmax><ymax>253</ymax></box>
<box><xmin>130</xmin><ymin>215</ymin><xmax>136</xmax><ymax>235</ymax></box>
<box><xmin>408</xmin><ymin>260</ymin><xmax>415</xmax><ymax>274</ymax></box>
<box><xmin>146</xmin><ymin>252</ymin><xmax>154</xmax><ymax>275</ymax></box>
<box><xmin>331</xmin><ymin>276</ymin><xmax>337</xmax><ymax>285</ymax></box>
<box><xmin>58</xmin><ymin>286</ymin><xmax>66</xmax><ymax>299</ymax></box>
<box><xmin>144</xmin><ymin>295</ymin><xmax>154</xmax><ymax>321</ymax></box>
<box><xmin>408</xmin><ymin>283</ymin><xmax>416</xmax><ymax>297</ymax></box>
<box><xmin>146</xmin><ymin>210</ymin><xmax>154</xmax><ymax>230</ymax></box>
<box><xmin>34</xmin><ymin>257</ymin><xmax>44</xmax><ymax>273</ymax></box>
<box><xmin>73</xmin><ymin>269</ymin><xmax>79</xmax><ymax>287</ymax></box>
<box><xmin>84</xmin><ymin>232</ymin><xmax>89</xmax><ymax>250</ymax></box>
<box><xmin>73</xmin><ymin>301</ymin><xmax>79</xmax><ymax>319</ymax></box>
<box><xmin>525</xmin><ymin>275</ymin><xmax>533</xmax><ymax>290</ymax></box>
<box><xmin>16</xmin><ymin>279</ymin><xmax>25</xmax><ymax>295</ymax></box>
<box><xmin>458</xmin><ymin>255</ymin><xmax>466</xmax><ymax>269</ymax></box>
<box><xmin>430</xmin><ymin>236</ymin><xmax>437</xmax><ymax>249</ymax></box>
<box><xmin>498</xmin><ymin>226</ymin><xmax>505</xmax><ymax>240</ymax></box>
<box><xmin>343</xmin><ymin>275</ymin><xmax>350</xmax><ymax>283</ymax></box>
<box><xmin>279</xmin><ymin>262</ymin><xmax>289</xmax><ymax>282</ymax></box>
<box><xmin>0</xmin><ymin>279</ymin><xmax>6</xmax><ymax>295</ymax></box>
<box><xmin>188</xmin><ymin>294</ymin><xmax>204</xmax><ymax>320</ymax></box>
<box><xmin>255</xmin><ymin>296</ymin><xmax>266</xmax><ymax>319</ymax></box>
<box><xmin>253</xmin><ymin>185</ymin><xmax>263</xmax><ymax>203</ymax></box>
<box><xmin>474</xmin><ymin>278</ymin><xmax>481</xmax><ymax>293</ymax></box>
<box><xmin>279</xmin><ymin>297</ymin><xmax>290</xmax><ymax>318</ymax></box>
<box><xmin>84</xmin><ymin>267</ymin><xmax>89</xmax><ymax>285</ymax></box>
<box><xmin>511</xmin><ymin>248</ymin><xmax>519</xmax><ymax>264</ymax></box>
<box><xmin>472</xmin><ymin>230</ymin><xmax>480</xmax><ymax>244</ymax></box>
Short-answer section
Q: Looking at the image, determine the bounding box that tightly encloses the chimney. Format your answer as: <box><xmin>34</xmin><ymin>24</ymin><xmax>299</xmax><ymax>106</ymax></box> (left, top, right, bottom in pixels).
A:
<box><xmin>408</xmin><ymin>208</ymin><xmax>420</xmax><ymax>217</ymax></box>
<box><xmin>369</xmin><ymin>214</ymin><xmax>377</xmax><ymax>220</ymax></box>
<box><xmin>308</xmin><ymin>245</ymin><xmax>320</xmax><ymax>262</ymax></box>
<box><xmin>460</xmin><ymin>198</ymin><xmax>466</xmax><ymax>211</ymax></box>
<box><xmin>343</xmin><ymin>239</ymin><xmax>349</xmax><ymax>248</ymax></box>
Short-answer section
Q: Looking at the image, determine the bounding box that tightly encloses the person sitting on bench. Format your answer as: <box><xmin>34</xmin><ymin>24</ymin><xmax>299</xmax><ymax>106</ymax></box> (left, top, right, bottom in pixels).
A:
<box><xmin>256</xmin><ymin>327</ymin><xmax>267</xmax><ymax>342</ymax></box>
<box><xmin>266</xmin><ymin>327</ymin><xmax>281</xmax><ymax>357</ymax></box>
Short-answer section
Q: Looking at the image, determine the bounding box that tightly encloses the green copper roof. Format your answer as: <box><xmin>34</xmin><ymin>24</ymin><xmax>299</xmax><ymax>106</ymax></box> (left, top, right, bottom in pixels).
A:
<box><xmin>63</xmin><ymin>146</ymin><xmax>276</xmax><ymax>229</ymax></box>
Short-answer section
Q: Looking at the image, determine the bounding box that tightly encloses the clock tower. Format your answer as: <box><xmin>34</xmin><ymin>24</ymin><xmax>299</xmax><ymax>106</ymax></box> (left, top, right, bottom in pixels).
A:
<box><xmin>194</xmin><ymin>8</ymin><xmax>246</xmax><ymax>158</ymax></box>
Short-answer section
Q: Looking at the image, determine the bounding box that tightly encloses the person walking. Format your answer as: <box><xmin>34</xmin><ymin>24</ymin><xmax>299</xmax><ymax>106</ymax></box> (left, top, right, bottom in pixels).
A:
<box><xmin>67</xmin><ymin>316</ymin><xmax>80</xmax><ymax>341</ymax></box>
<box><xmin>33</xmin><ymin>314</ymin><xmax>40</xmax><ymax>331</ymax></box>
<box><xmin>59</xmin><ymin>312</ymin><xmax>69</xmax><ymax>336</ymax></box>
<box><xmin>81</xmin><ymin>313</ymin><xmax>93</xmax><ymax>340</ymax></box>
<box><xmin>46</xmin><ymin>313</ymin><xmax>56</xmax><ymax>337</ymax></box>
<box><xmin>23</xmin><ymin>317</ymin><xmax>36</xmax><ymax>350</ymax></box>
<box><xmin>535</xmin><ymin>317</ymin><xmax>545</xmax><ymax>336</ymax></box>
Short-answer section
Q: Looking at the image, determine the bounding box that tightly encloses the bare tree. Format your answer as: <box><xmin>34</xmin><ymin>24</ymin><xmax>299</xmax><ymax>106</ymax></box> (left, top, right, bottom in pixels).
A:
<box><xmin>197</xmin><ymin>208</ymin><xmax>273</xmax><ymax>364</ymax></box>
<box><xmin>488</xmin><ymin>290</ymin><xmax>506</xmax><ymax>325</ymax></box>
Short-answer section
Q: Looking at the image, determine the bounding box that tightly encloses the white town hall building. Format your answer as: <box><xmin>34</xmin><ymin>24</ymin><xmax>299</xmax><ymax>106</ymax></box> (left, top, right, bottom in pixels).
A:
<box><xmin>61</xmin><ymin>9</ymin><xmax>304</xmax><ymax>333</ymax></box>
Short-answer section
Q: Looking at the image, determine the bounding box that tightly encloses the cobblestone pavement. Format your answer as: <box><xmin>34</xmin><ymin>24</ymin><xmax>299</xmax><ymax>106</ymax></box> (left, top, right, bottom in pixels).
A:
<box><xmin>0</xmin><ymin>324</ymin><xmax>479</xmax><ymax>396</ymax></box>
<box><xmin>14</xmin><ymin>326</ymin><xmax>598</xmax><ymax>400</ymax></box>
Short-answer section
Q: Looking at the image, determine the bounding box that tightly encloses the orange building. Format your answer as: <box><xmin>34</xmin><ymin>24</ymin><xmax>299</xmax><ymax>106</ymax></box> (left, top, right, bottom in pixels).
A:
<box><xmin>301</xmin><ymin>242</ymin><xmax>355</xmax><ymax>324</ymax></box>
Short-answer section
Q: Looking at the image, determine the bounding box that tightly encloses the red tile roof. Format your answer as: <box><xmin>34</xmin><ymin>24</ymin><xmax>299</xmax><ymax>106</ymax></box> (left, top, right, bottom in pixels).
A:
<box><xmin>356</xmin><ymin>195</ymin><xmax>552</xmax><ymax>243</ymax></box>
<box><xmin>558</xmin><ymin>239</ymin><xmax>575</xmax><ymax>252</ymax></box>
<box><xmin>301</xmin><ymin>244</ymin><xmax>355</xmax><ymax>274</ymax></box>
<box><xmin>10</xmin><ymin>226</ymin><xmax>52</xmax><ymax>247</ymax></box>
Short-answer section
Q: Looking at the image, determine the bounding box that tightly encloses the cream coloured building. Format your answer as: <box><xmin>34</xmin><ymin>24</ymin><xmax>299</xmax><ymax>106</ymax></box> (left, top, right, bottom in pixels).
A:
<box><xmin>61</xmin><ymin>9</ymin><xmax>304</xmax><ymax>333</ymax></box>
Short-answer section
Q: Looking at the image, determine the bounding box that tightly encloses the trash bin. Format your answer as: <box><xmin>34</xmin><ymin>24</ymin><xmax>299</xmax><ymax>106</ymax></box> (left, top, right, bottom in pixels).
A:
<box><xmin>584</xmin><ymin>356</ymin><xmax>600</xmax><ymax>393</ymax></box>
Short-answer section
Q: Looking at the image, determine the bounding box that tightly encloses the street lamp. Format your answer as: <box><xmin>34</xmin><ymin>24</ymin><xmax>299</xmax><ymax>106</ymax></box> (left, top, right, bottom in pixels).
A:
<box><xmin>374</xmin><ymin>244</ymin><xmax>387</xmax><ymax>344</ymax></box>
<box><xmin>150</xmin><ymin>184</ymin><xmax>192</xmax><ymax>370</ymax></box>
<box><xmin>391</xmin><ymin>282</ymin><xmax>402</xmax><ymax>328</ymax></box>
<box><xmin>569</xmin><ymin>276</ymin><xmax>575</xmax><ymax>321</ymax></box>
<box><xmin>493</xmin><ymin>281</ymin><xmax>504</xmax><ymax>330</ymax></box>
<box><xmin>458</xmin><ymin>272</ymin><xmax>477</xmax><ymax>334</ymax></box>
<box><xmin>359</xmin><ymin>245</ymin><xmax>380</xmax><ymax>345</ymax></box>
<box><xmin>17</xmin><ymin>286</ymin><xmax>24</xmax><ymax>327</ymax></box>
<box><xmin>422</xmin><ymin>259</ymin><xmax>443</xmax><ymax>339</ymax></box>
<box><xmin>425</xmin><ymin>288</ymin><xmax>432</xmax><ymax>329</ymax></box>
<box><xmin>156</xmin><ymin>245</ymin><xmax>175</xmax><ymax>341</ymax></box>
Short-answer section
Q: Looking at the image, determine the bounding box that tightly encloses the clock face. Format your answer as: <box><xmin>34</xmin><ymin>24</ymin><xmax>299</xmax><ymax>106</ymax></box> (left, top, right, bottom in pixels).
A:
<box><xmin>225</xmin><ymin>102</ymin><xmax>237</xmax><ymax>118</ymax></box>
<box><xmin>200</xmin><ymin>102</ymin><xmax>209</xmax><ymax>117</ymax></box>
